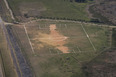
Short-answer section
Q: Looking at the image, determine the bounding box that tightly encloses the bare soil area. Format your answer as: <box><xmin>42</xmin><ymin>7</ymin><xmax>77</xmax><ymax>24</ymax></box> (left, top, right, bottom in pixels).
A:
<box><xmin>33</xmin><ymin>24</ymin><xmax>69</xmax><ymax>53</ymax></box>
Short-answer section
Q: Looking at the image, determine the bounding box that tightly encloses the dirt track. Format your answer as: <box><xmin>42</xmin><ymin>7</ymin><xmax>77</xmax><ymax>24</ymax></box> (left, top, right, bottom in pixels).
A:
<box><xmin>33</xmin><ymin>24</ymin><xmax>69</xmax><ymax>53</ymax></box>
<box><xmin>3</xmin><ymin>0</ymin><xmax>15</xmax><ymax>20</ymax></box>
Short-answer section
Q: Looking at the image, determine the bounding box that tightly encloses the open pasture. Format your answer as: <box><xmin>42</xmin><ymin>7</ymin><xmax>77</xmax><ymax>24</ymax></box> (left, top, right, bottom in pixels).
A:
<box><xmin>24</xmin><ymin>20</ymin><xmax>109</xmax><ymax>55</ymax></box>
<box><xmin>7</xmin><ymin>0</ymin><xmax>90</xmax><ymax>21</ymax></box>
<box><xmin>11</xmin><ymin>20</ymin><xmax>110</xmax><ymax>77</ymax></box>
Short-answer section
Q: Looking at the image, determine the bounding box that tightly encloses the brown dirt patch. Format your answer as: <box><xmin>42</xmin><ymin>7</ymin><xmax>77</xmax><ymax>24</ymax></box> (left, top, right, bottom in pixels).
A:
<box><xmin>33</xmin><ymin>24</ymin><xmax>69</xmax><ymax>53</ymax></box>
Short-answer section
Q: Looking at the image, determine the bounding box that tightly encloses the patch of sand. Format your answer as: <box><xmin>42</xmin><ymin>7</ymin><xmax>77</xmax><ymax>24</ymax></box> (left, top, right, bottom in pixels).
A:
<box><xmin>33</xmin><ymin>24</ymin><xmax>69</xmax><ymax>53</ymax></box>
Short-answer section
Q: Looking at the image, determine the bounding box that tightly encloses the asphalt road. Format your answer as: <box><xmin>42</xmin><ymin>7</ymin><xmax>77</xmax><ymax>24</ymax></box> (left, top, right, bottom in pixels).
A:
<box><xmin>0</xmin><ymin>17</ymin><xmax>22</xmax><ymax>77</ymax></box>
<box><xmin>0</xmin><ymin>17</ymin><xmax>33</xmax><ymax>77</ymax></box>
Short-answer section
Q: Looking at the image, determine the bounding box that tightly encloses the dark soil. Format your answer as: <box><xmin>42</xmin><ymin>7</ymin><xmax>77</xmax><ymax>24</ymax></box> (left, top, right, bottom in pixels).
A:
<box><xmin>83</xmin><ymin>48</ymin><xmax>116</xmax><ymax>77</ymax></box>
<box><xmin>90</xmin><ymin>0</ymin><xmax>116</xmax><ymax>25</ymax></box>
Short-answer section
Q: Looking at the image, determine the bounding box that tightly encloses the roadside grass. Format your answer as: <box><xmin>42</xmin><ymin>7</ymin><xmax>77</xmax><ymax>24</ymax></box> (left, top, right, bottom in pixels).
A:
<box><xmin>0</xmin><ymin>27</ymin><xmax>17</xmax><ymax>77</ymax></box>
<box><xmin>7</xmin><ymin>0</ymin><xmax>90</xmax><ymax>21</ymax></box>
<box><xmin>83</xmin><ymin>23</ymin><xmax>110</xmax><ymax>51</ymax></box>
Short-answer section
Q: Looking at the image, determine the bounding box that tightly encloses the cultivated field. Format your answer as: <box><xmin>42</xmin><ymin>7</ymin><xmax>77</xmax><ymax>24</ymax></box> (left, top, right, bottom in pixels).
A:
<box><xmin>10</xmin><ymin>20</ymin><xmax>111</xmax><ymax>77</ymax></box>
<box><xmin>7</xmin><ymin>0</ymin><xmax>90</xmax><ymax>21</ymax></box>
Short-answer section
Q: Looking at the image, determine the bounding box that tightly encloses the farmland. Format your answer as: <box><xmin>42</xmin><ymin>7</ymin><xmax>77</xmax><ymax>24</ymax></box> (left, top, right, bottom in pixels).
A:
<box><xmin>9</xmin><ymin>20</ymin><xmax>110</xmax><ymax>77</ymax></box>
<box><xmin>7</xmin><ymin>0</ymin><xmax>91</xmax><ymax>21</ymax></box>
<box><xmin>0</xmin><ymin>0</ymin><xmax>116</xmax><ymax>77</ymax></box>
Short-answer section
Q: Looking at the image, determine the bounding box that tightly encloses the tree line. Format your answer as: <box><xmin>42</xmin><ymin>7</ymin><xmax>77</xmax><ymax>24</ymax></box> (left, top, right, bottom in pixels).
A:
<box><xmin>64</xmin><ymin>0</ymin><xmax>88</xmax><ymax>3</ymax></box>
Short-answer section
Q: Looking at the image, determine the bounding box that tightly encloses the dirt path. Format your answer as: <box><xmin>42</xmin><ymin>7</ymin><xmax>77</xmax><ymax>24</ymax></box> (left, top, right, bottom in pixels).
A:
<box><xmin>34</xmin><ymin>24</ymin><xmax>69</xmax><ymax>53</ymax></box>
<box><xmin>3</xmin><ymin>0</ymin><xmax>15</xmax><ymax>20</ymax></box>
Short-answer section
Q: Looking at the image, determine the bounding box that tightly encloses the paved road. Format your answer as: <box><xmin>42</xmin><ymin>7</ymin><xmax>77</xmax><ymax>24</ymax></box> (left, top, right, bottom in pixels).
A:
<box><xmin>0</xmin><ymin>17</ymin><xmax>22</xmax><ymax>77</ymax></box>
<box><xmin>0</xmin><ymin>17</ymin><xmax>33</xmax><ymax>77</ymax></box>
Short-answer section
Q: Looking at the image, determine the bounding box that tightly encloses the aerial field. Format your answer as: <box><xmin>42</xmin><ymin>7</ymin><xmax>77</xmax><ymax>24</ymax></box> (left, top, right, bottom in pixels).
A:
<box><xmin>25</xmin><ymin>21</ymin><xmax>109</xmax><ymax>54</ymax></box>
<box><xmin>10</xmin><ymin>20</ymin><xmax>110</xmax><ymax>77</ymax></box>
<box><xmin>7</xmin><ymin>0</ymin><xmax>90</xmax><ymax>21</ymax></box>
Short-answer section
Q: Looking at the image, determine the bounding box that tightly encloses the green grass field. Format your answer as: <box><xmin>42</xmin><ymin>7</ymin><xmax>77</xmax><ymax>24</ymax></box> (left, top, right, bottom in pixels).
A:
<box><xmin>7</xmin><ymin>0</ymin><xmax>91</xmax><ymax>21</ymax></box>
<box><xmin>10</xmin><ymin>20</ymin><xmax>111</xmax><ymax>77</ymax></box>
<box><xmin>26</xmin><ymin>21</ymin><xmax>109</xmax><ymax>53</ymax></box>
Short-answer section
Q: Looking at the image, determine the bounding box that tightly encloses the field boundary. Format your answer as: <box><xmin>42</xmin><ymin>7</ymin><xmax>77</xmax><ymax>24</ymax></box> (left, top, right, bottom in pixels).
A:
<box><xmin>24</xmin><ymin>22</ymin><xmax>111</xmax><ymax>55</ymax></box>
<box><xmin>23</xmin><ymin>25</ymin><xmax>35</xmax><ymax>54</ymax></box>
<box><xmin>81</xmin><ymin>23</ymin><xmax>96</xmax><ymax>51</ymax></box>
<box><xmin>23</xmin><ymin>18</ymin><xmax>114</xmax><ymax>27</ymax></box>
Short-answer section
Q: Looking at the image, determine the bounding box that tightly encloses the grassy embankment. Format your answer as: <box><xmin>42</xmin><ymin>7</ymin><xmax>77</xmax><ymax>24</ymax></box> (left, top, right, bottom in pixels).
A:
<box><xmin>0</xmin><ymin>26</ymin><xmax>17</xmax><ymax>77</ymax></box>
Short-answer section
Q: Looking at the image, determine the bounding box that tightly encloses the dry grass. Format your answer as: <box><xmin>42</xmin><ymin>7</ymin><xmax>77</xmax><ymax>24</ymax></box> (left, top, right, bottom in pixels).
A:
<box><xmin>10</xmin><ymin>20</ymin><xmax>110</xmax><ymax>77</ymax></box>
